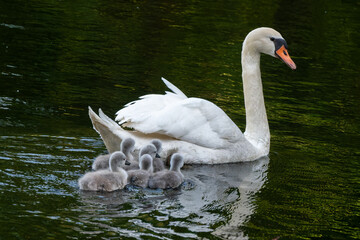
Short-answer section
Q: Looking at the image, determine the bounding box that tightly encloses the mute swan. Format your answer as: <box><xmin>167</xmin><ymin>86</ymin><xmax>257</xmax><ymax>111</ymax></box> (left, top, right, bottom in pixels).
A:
<box><xmin>148</xmin><ymin>153</ymin><xmax>184</xmax><ymax>189</ymax></box>
<box><xmin>92</xmin><ymin>137</ymin><xmax>135</xmax><ymax>171</ymax></box>
<box><xmin>127</xmin><ymin>154</ymin><xmax>153</xmax><ymax>188</ymax></box>
<box><xmin>150</xmin><ymin>139</ymin><xmax>165</xmax><ymax>172</ymax></box>
<box><xmin>88</xmin><ymin>27</ymin><xmax>296</xmax><ymax>164</ymax></box>
<box><xmin>79</xmin><ymin>151</ymin><xmax>129</xmax><ymax>192</ymax></box>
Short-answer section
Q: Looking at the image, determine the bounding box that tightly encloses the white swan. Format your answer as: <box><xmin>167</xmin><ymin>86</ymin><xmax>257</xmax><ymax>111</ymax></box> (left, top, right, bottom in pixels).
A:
<box><xmin>79</xmin><ymin>151</ymin><xmax>129</xmax><ymax>192</ymax></box>
<box><xmin>88</xmin><ymin>27</ymin><xmax>296</xmax><ymax>164</ymax></box>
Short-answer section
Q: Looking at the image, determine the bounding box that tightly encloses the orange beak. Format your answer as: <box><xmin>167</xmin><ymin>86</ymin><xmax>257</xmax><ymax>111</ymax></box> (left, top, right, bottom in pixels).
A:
<box><xmin>276</xmin><ymin>45</ymin><xmax>296</xmax><ymax>70</ymax></box>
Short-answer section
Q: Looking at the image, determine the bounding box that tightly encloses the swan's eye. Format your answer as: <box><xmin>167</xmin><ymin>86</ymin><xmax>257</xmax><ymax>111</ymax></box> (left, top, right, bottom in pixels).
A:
<box><xmin>270</xmin><ymin>37</ymin><xmax>275</xmax><ymax>41</ymax></box>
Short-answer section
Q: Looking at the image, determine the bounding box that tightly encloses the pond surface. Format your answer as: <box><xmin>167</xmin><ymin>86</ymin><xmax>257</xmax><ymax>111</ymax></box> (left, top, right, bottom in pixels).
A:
<box><xmin>1</xmin><ymin>0</ymin><xmax>359</xmax><ymax>239</ymax></box>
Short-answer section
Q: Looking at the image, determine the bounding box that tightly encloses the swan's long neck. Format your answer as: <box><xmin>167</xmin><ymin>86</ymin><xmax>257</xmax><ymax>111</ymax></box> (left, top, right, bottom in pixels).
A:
<box><xmin>109</xmin><ymin>158</ymin><xmax>119</xmax><ymax>172</ymax></box>
<box><xmin>241</xmin><ymin>41</ymin><xmax>270</xmax><ymax>152</ymax></box>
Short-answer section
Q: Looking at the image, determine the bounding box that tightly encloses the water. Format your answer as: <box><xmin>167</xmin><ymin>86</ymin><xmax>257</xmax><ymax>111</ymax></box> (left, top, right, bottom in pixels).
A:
<box><xmin>1</xmin><ymin>0</ymin><xmax>359</xmax><ymax>239</ymax></box>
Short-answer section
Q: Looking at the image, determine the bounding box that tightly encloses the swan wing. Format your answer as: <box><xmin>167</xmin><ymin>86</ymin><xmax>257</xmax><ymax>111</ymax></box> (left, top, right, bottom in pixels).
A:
<box><xmin>115</xmin><ymin>78</ymin><xmax>244</xmax><ymax>149</ymax></box>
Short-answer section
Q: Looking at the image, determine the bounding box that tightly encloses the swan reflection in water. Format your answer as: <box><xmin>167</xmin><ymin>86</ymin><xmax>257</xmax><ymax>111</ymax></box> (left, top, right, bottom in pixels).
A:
<box><xmin>78</xmin><ymin>156</ymin><xmax>269</xmax><ymax>239</ymax></box>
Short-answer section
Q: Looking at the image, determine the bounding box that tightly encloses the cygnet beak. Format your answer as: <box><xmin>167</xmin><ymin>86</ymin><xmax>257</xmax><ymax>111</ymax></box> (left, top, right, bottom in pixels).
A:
<box><xmin>125</xmin><ymin>160</ymin><xmax>131</xmax><ymax>165</ymax></box>
<box><xmin>155</xmin><ymin>153</ymin><xmax>161</xmax><ymax>158</ymax></box>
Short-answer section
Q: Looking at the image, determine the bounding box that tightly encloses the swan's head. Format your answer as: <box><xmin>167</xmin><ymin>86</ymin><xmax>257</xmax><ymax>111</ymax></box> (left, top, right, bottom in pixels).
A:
<box><xmin>139</xmin><ymin>144</ymin><xmax>159</xmax><ymax>159</ymax></box>
<box><xmin>139</xmin><ymin>154</ymin><xmax>153</xmax><ymax>171</ymax></box>
<box><xmin>243</xmin><ymin>27</ymin><xmax>296</xmax><ymax>70</ymax></box>
<box><xmin>170</xmin><ymin>153</ymin><xmax>184</xmax><ymax>171</ymax></box>
<box><xmin>120</xmin><ymin>137</ymin><xmax>135</xmax><ymax>154</ymax></box>
<box><xmin>109</xmin><ymin>151</ymin><xmax>130</xmax><ymax>171</ymax></box>
<box><xmin>150</xmin><ymin>139</ymin><xmax>162</xmax><ymax>154</ymax></box>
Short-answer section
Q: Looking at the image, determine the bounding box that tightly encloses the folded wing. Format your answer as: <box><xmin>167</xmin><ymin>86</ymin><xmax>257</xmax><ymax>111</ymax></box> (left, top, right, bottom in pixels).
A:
<box><xmin>115</xmin><ymin>78</ymin><xmax>244</xmax><ymax>149</ymax></box>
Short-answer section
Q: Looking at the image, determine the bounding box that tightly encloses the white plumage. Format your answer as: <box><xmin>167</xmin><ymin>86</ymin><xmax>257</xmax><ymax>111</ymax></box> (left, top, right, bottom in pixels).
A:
<box><xmin>89</xmin><ymin>27</ymin><xmax>296</xmax><ymax>164</ymax></box>
<box><xmin>116</xmin><ymin>78</ymin><xmax>243</xmax><ymax>149</ymax></box>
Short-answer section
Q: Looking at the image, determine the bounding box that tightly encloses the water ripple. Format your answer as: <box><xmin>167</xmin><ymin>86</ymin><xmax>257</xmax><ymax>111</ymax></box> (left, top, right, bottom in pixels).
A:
<box><xmin>0</xmin><ymin>23</ymin><xmax>25</xmax><ymax>29</ymax></box>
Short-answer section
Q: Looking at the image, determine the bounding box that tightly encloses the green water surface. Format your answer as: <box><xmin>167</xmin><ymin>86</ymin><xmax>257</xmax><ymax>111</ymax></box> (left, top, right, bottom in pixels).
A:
<box><xmin>1</xmin><ymin>0</ymin><xmax>359</xmax><ymax>239</ymax></box>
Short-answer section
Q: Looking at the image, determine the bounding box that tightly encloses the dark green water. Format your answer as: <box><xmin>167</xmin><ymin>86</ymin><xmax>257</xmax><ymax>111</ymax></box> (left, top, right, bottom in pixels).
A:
<box><xmin>1</xmin><ymin>0</ymin><xmax>359</xmax><ymax>239</ymax></box>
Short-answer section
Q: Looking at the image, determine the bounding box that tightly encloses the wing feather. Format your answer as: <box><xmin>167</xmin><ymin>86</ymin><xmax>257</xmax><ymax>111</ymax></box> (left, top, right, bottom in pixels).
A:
<box><xmin>115</xmin><ymin>78</ymin><xmax>243</xmax><ymax>149</ymax></box>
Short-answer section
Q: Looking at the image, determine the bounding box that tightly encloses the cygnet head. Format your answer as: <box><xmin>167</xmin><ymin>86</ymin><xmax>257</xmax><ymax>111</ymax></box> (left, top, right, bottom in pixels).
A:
<box><xmin>139</xmin><ymin>144</ymin><xmax>158</xmax><ymax>159</ymax></box>
<box><xmin>121</xmin><ymin>138</ymin><xmax>135</xmax><ymax>154</ymax></box>
<box><xmin>150</xmin><ymin>139</ymin><xmax>162</xmax><ymax>154</ymax></box>
<box><xmin>169</xmin><ymin>153</ymin><xmax>184</xmax><ymax>172</ymax></box>
<box><xmin>242</xmin><ymin>27</ymin><xmax>296</xmax><ymax>70</ymax></box>
<box><xmin>109</xmin><ymin>151</ymin><xmax>129</xmax><ymax>172</ymax></box>
<box><xmin>139</xmin><ymin>154</ymin><xmax>153</xmax><ymax>171</ymax></box>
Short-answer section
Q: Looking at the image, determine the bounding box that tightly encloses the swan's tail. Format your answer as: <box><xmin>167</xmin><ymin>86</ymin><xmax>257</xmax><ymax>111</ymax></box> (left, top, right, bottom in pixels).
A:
<box><xmin>88</xmin><ymin>106</ymin><xmax>123</xmax><ymax>153</ymax></box>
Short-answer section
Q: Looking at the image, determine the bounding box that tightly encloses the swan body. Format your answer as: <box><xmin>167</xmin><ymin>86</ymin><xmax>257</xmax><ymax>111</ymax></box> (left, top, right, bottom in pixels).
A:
<box><xmin>127</xmin><ymin>154</ymin><xmax>153</xmax><ymax>188</ymax></box>
<box><xmin>92</xmin><ymin>154</ymin><xmax>110</xmax><ymax>171</ymax></box>
<box><xmin>79</xmin><ymin>152</ymin><xmax>129</xmax><ymax>192</ymax></box>
<box><xmin>89</xmin><ymin>27</ymin><xmax>296</xmax><ymax>164</ymax></box>
<box><xmin>92</xmin><ymin>137</ymin><xmax>135</xmax><ymax>171</ymax></box>
<box><xmin>148</xmin><ymin>153</ymin><xmax>184</xmax><ymax>189</ymax></box>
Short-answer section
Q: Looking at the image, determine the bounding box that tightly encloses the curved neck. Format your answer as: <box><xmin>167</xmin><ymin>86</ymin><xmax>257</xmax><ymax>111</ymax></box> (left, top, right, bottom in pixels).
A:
<box><xmin>109</xmin><ymin>158</ymin><xmax>118</xmax><ymax>172</ymax></box>
<box><xmin>125</xmin><ymin>151</ymin><xmax>134</xmax><ymax>162</ymax></box>
<box><xmin>170</xmin><ymin>164</ymin><xmax>179</xmax><ymax>172</ymax></box>
<box><xmin>241</xmin><ymin>43</ymin><xmax>270</xmax><ymax>151</ymax></box>
<box><xmin>122</xmin><ymin>146</ymin><xmax>134</xmax><ymax>162</ymax></box>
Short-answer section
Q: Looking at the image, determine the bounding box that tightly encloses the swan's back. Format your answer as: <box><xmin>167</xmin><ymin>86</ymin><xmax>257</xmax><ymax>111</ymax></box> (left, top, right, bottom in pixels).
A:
<box><xmin>115</xmin><ymin>78</ymin><xmax>244</xmax><ymax>149</ymax></box>
<box><xmin>148</xmin><ymin>153</ymin><xmax>184</xmax><ymax>189</ymax></box>
<box><xmin>92</xmin><ymin>153</ymin><xmax>110</xmax><ymax>171</ymax></box>
<box><xmin>79</xmin><ymin>170</ymin><xmax>127</xmax><ymax>192</ymax></box>
<box><xmin>148</xmin><ymin>171</ymin><xmax>183</xmax><ymax>189</ymax></box>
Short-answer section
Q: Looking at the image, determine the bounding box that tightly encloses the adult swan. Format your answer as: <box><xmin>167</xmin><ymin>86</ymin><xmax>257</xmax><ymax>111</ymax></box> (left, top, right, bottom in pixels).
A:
<box><xmin>89</xmin><ymin>27</ymin><xmax>296</xmax><ymax>164</ymax></box>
